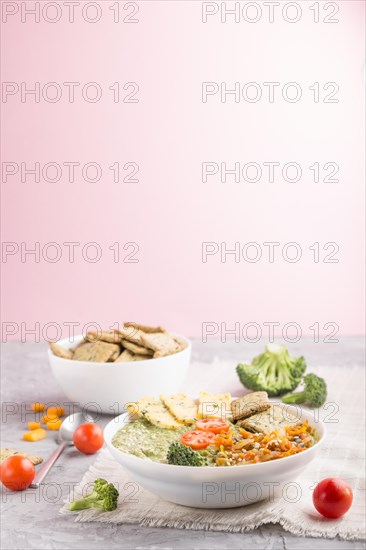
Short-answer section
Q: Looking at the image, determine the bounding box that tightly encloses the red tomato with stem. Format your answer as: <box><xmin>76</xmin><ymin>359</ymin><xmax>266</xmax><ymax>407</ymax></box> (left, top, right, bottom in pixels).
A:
<box><xmin>196</xmin><ymin>419</ymin><xmax>230</xmax><ymax>434</ymax></box>
<box><xmin>313</xmin><ymin>478</ymin><xmax>353</xmax><ymax>519</ymax></box>
<box><xmin>181</xmin><ymin>430</ymin><xmax>216</xmax><ymax>450</ymax></box>
<box><xmin>73</xmin><ymin>423</ymin><xmax>104</xmax><ymax>455</ymax></box>
<box><xmin>0</xmin><ymin>456</ymin><xmax>35</xmax><ymax>491</ymax></box>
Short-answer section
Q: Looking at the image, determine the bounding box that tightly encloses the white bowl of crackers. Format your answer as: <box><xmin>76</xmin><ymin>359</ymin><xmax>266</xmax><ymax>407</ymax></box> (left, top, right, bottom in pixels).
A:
<box><xmin>48</xmin><ymin>323</ymin><xmax>191</xmax><ymax>414</ymax></box>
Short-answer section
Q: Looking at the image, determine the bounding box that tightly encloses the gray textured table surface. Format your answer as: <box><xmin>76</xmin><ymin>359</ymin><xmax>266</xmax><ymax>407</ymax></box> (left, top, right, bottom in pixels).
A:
<box><xmin>1</xmin><ymin>338</ymin><xmax>365</xmax><ymax>550</ymax></box>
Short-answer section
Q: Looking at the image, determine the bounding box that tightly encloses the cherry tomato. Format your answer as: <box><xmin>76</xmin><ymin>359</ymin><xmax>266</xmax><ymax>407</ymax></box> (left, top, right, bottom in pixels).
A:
<box><xmin>73</xmin><ymin>423</ymin><xmax>104</xmax><ymax>455</ymax></box>
<box><xmin>196</xmin><ymin>419</ymin><xmax>230</xmax><ymax>434</ymax></box>
<box><xmin>0</xmin><ymin>456</ymin><xmax>35</xmax><ymax>491</ymax></box>
<box><xmin>313</xmin><ymin>478</ymin><xmax>353</xmax><ymax>519</ymax></box>
<box><xmin>181</xmin><ymin>430</ymin><xmax>216</xmax><ymax>450</ymax></box>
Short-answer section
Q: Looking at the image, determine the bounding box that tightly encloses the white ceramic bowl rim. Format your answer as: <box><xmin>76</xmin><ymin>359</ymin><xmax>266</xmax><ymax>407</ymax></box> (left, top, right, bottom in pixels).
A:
<box><xmin>104</xmin><ymin>404</ymin><xmax>326</xmax><ymax>472</ymax></box>
<box><xmin>48</xmin><ymin>333</ymin><xmax>191</xmax><ymax>366</ymax></box>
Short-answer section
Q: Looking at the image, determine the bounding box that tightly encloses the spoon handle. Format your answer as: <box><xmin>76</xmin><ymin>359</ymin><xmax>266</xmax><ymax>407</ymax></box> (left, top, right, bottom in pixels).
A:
<box><xmin>30</xmin><ymin>441</ymin><xmax>68</xmax><ymax>488</ymax></box>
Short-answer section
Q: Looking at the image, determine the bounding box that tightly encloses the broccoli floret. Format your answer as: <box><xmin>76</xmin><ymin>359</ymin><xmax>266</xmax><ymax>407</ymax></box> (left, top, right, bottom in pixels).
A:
<box><xmin>282</xmin><ymin>373</ymin><xmax>327</xmax><ymax>408</ymax></box>
<box><xmin>236</xmin><ymin>344</ymin><xmax>306</xmax><ymax>397</ymax></box>
<box><xmin>167</xmin><ymin>442</ymin><xmax>206</xmax><ymax>466</ymax></box>
<box><xmin>68</xmin><ymin>478</ymin><xmax>119</xmax><ymax>512</ymax></box>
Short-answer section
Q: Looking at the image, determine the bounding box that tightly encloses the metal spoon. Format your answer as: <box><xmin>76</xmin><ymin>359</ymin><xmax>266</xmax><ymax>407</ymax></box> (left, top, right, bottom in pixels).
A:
<box><xmin>30</xmin><ymin>412</ymin><xmax>95</xmax><ymax>488</ymax></box>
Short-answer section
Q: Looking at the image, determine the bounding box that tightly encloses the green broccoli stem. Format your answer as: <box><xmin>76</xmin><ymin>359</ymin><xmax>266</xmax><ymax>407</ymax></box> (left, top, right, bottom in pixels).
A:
<box><xmin>68</xmin><ymin>491</ymin><xmax>103</xmax><ymax>511</ymax></box>
<box><xmin>68</xmin><ymin>498</ymin><xmax>102</xmax><ymax>511</ymax></box>
<box><xmin>282</xmin><ymin>391</ymin><xmax>306</xmax><ymax>404</ymax></box>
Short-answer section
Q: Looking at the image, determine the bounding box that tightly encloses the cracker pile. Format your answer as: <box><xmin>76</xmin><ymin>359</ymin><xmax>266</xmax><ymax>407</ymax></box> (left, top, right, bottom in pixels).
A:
<box><xmin>49</xmin><ymin>323</ymin><xmax>187</xmax><ymax>363</ymax></box>
<box><xmin>0</xmin><ymin>448</ymin><xmax>43</xmax><ymax>465</ymax></box>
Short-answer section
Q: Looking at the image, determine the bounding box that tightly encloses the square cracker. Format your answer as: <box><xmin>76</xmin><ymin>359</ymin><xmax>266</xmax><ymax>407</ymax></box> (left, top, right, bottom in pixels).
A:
<box><xmin>73</xmin><ymin>341</ymin><xmax>120</xmax><ymax>362</ymax></box>
<box><xmin>231</xmin><ymin>391</ymin><xmax>271</xmax><ymax>421</ymax></box>
<box><xmin>160</xmin><ymin>393</ymin><xmax>197</xmax><ymax>424</ymax></box>
<box><xmin>71</xmin><ymin>338</ymin><xmax>86</xmax><ymax>351</ymax></box>
<box><xmin>0</xmin><ymin>448</ymin><xmax>43</xmax><ymax>465</ymax></box>
<box><xmin>141</xmin><ymin>332</ymin><xmax>181</xmax><ymax>358</ymax></box>
<box><xmin>121</xmin><ymin>340</ymin><xmax>153</xmax><ymax>356</ymax></box>
<box><xmin>49</xmin><ymin>342</ymin><xmax>73</xmax><ymax>360</ymax></box>
<box><xmin>124</xmin><ymin>322</ymin><xmax>166</xmax><ymax>334</ymax></box>
<box><xmin>115</xmin><ymin>349</ymin><xmax>148</xmax><ymax>362</ymax></box>
<box><xmin>198</xmin><ymin>391</ymin><xmax>232</xmax><ymax>420</ymax></box>
<box><xmin>116</xmin><ymin>327</ymin><xmax>145</xmax><ymax>346</ymax></box>
<box><xmin>240</xmin><ymin>405</ymin><xmax>299</xmax><ymax>435</ymax></box>
<box><xmin>171</xmin><ymin>335</ymin><xmax>188</xmax><ymax>352</ymax></box>
<box><xmin>127</xmin><ymin>397</ymin><xmax>183</xmax><ymax>430</ymax></box>
<box><xmin>86</xmin><ymin>330</ymin><xmax>121</xmax><ymax>344</ymax></box>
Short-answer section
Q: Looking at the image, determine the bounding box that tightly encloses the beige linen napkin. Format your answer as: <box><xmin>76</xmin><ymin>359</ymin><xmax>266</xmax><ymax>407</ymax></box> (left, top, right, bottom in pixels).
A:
<box><xmin>60</xmin><ymin>362</ymin><xmax>366</xmax><ymax>540</ymax></box>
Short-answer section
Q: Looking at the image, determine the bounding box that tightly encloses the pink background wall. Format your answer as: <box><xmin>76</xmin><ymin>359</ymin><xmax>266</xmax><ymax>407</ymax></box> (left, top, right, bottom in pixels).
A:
<box><xmin>1</xmin><ymin>1</ymin><xmax>365</xmax><ymax>341</ymax></box>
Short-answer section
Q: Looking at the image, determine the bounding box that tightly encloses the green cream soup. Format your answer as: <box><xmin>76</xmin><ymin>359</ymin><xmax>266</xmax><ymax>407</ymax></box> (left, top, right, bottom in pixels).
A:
<box><xmin>112</xmin><ymin>419</ymin><xmax>188</xmax><ymax>462</ymax></box>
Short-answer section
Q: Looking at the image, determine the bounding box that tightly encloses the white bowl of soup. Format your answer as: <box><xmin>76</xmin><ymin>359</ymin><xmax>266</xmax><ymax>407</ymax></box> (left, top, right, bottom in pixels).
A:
<box><xmin>104</xmin><ymin>402</ymin><xmax>325</xmax><ymax>508</ymax></box>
